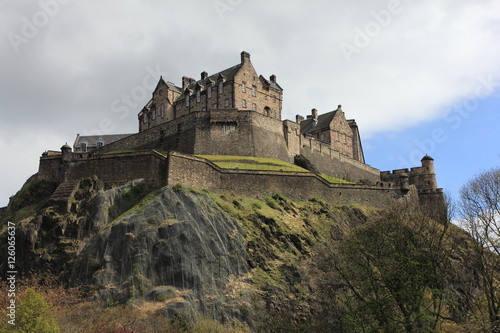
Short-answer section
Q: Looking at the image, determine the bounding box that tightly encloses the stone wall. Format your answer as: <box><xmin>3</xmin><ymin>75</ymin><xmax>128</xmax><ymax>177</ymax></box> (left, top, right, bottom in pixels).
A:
<box><xmin>299</xmin><ymin>136</ymin><xmax>380</xmax><ymax>183</ymax></box>
<box><xmin>167</xmin><ymin>152</ymin><xmax>402</xmax><ymax>209</ymax></box>
<box><xmin>39</xmin><ymin>151</ymin><xmax>168</xmax><ymax>188</ymax></box>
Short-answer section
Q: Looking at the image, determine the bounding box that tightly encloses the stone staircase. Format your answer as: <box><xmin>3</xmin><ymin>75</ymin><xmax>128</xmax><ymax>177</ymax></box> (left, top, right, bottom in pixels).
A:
<box><xmin>46</xmin><ymin>180</ymin><xmax>80</xmax><ymax>212</ymax></box>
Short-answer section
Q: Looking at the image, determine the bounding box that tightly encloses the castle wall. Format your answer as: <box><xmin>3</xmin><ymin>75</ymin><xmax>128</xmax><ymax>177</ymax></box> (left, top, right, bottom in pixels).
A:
<box><xmin>167</xmin><ymin>152</ymin><xmax>402</xmax><ymax>209</ymax></box>
<box><xmin>299</xmin><ymin>136</ymin><xmax>380</xmax><ymax>183</ymax></box>
<box><xmin>38</xmin><ymin>151</ymin><xmax>168</xmax><ymax>188</ymax></box>
<box><xmin>66</xmin><ymin>152</ymin><xmax>167</xmax><ymax>187</ymax></box>
<box><xmin>38</xmin><ymin>154</ymin><xmax>64</xmax><ymax>183</ymax></box>
<box><xmin>282</xmin><ymin>120</ymin><xmax>301</xmax><ymax>156</ymax></box>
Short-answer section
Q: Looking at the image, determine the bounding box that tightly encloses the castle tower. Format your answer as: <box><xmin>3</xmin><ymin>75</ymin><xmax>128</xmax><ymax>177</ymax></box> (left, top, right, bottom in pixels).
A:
<box><xmin>420</xmin><ymin>155</ymin><xmax>437</xmax><ymax>190</ymax></box>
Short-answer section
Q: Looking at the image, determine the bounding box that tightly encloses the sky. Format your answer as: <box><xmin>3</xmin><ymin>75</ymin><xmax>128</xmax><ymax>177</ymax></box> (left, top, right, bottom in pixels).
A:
<box><xmin>1</xmin><ymin>0</ymin><xmax>499</xmax><ymax>207</ymax></box>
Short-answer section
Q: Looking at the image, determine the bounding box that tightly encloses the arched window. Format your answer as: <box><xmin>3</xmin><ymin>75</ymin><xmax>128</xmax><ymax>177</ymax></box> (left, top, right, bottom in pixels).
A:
<box><xmin>264</xmin><ymin>106</ymin><xmax>271</xmax><ymax>116</ymax></box>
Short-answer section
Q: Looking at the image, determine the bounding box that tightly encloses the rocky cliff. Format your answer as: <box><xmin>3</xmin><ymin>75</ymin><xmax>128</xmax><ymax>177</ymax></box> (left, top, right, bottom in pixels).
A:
<box><xmin>0</xmin><ymin>175</ymin><xmax>483</xmax><ymax>331</ymax></box>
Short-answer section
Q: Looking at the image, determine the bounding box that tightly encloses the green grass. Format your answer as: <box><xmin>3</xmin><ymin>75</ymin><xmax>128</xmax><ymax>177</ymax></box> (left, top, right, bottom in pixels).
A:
<box><xmin>195</xmin><ymin>155</ymin><xmax>310</xmax><ymax>172</ymax></box>
<box><xmin>319</xmin><ymin>173</ymin><xmax>354</xmax><ymax>184</ymax></box>
<box><xmin>104</xmin><ymin>149</ymin><xmax>168</xmax><ymax>157</ymax></box>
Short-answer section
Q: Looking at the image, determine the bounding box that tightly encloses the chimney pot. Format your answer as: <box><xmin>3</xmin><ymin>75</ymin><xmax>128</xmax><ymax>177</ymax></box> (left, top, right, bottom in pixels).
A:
<box><xmin>270</xmin><ymin>75</ymin><xmax>276</xmax><ymax>83</ymax></box>
<box><xmin>201</xmin><ymin>71</ymin><xmax>208</xmax><ymax>80</ymax></box>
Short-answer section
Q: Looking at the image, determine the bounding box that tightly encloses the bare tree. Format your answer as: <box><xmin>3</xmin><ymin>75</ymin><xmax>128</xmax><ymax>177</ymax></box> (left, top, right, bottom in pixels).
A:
<box><xmin>459</xmin><ymin>167</ymin><xmax>500</xmax><ymax>332</ymax></box>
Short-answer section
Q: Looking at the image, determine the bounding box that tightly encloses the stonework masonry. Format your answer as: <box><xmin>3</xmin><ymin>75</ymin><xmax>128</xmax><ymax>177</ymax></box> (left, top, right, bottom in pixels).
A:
<box><xmin>35</xmin><ymin>51</ymin><xmax>445</xmax><ymax>217</ymax></box>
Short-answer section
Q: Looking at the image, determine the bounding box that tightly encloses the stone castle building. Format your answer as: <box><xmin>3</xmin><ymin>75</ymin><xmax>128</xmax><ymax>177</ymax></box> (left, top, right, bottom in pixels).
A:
<box><xmin>37</xmin><ymin>51</ymin><xmax>444</xmax><ymax>217</ymax></box>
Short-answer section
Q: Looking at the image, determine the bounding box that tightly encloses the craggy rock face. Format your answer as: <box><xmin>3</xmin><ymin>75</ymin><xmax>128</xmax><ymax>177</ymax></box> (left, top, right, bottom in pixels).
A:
<box><xmin>70</xmin><ymin>186</ymin><xmax>250</xmax><ymax>322</ymax></box>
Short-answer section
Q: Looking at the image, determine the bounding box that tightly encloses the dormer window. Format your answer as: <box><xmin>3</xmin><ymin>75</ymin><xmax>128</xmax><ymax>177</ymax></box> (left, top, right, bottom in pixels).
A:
<box><xmin>219</xmin><ymin>81</ymin><xmax>224</xmax><ymax>94</ymax></box>
<box><xmin>81</xmin><ymin>142</ymin><xmax>87</xmax><ymax>152</ymax></box>
<box><xmin>96</xmin><ymin>141</ymin><xmax>104</xmax><ymax>148</ymax></box>
<box><xmin>196</xmin><ymin>90</ymin><xmax>201</xmax><ymax>103</ymax></box>
<box><xmin>207</xmin><ymin>86</ymin><xmax>212</xmax><ymax>99</ymax></box>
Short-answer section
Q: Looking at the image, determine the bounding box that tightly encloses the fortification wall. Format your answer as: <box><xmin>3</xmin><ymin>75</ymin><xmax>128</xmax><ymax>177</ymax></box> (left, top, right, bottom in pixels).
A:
<box><xmin>39</xmin><ymin>151</ymin><xmax>167</xmax><ymax>188</ymax></box>
<box><xmin>38</xmin><ymin>155</ymin><xmax>64</xmax><ymax>182</ymax></box>
<box><xmin>299</xmin><ymin>136</ymin><xmax>380</xmax><ymax>183</ymax></box>
<box><xmin>167</xmin><ymin>152</ymin><xmax>402</xmax><ymax>209</ymax></box>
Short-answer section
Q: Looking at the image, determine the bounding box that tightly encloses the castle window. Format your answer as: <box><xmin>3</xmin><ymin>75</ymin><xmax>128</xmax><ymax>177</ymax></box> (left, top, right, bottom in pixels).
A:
<box><xmin>264</xmin><ymin>106</ymin><xmax>271</xmax><ymax>116</ymax></box>
<box><xmin>160</xmin><ymin>105</ymin><xmax>165</xmax><ymax>118</ymax></box>
<box><xmin>207</xmin><ymin>87</ymin><xmax>212</xmax><ymax>99</ymax></box>
<box><xmin>242</xmin><ymin>82</ymin><xmax>246</xmax><ymax>93</ymax></box>
<box><xmin>185</xmin><ymin>96</ymin><xmax>190</xmax><ymax>107</ymax></box>
<box><xmin>212</xmin><ymin>103</ymin><xmax>217</xmax><ymax>109</ymax></box>
<box><xmin>320</xmin><ymin>133</ymin><xmax>325</xmax><ymax>142</ymax></box>
<box><xmin>143</xmin><ymin>114</ymin><xmax>148</xmax><ymax>124</ymax></box>
<box><xmin>336</xmin><ymin>131</ymin><xmax>339</xmax><ymax>141</ymax></box>
<box><xmin>242</xmin><ymin>99</ymin><xmax>247</xmax><ymax>108</ymax></box>
<box><xmin>252</xmin><ymin>103</ymin><xmax>256</xmax><ymax>111</ymax></box>
<box><xmin>152</xmin><ymin>111</ymin><xmax>156</xmax><ymax>120</ymax></box>
<box><xmin>219</xmin><ymin>81</ymin><xmax>224</xmax><ymax>94</ymax></box>
<box><xmin>196</xmin><ymin>90</ymin><xmax>201</xmax><ymax>103</ymax></box>
<box><xmin>343</xmin><ymin>134</ymin><xmax>347</xmax><ymax>144</ymax></box>
<box><xmin>252</xmin><ymin>85</ymin><xmax>256</xmax><ymax>97</ymax></box>
<box><xmin>224</xmin><ymin>98</ymin><xmax>230</xmax><ymax>107</ymax></box>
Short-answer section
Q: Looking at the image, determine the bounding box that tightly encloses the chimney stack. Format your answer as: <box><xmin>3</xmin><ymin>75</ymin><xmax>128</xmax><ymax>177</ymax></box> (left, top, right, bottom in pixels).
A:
<box><xmin>311</xmin><ymin>108</ymin><xmax>318</xmax><ymax>120</ymax></box>
<box><xmin>201</xmin><ymin>71</ymin><xmax>208</xmax><ymax>80</ymax></box>
<box><xmin>296</xmin><ymin>115</ymin><xmax>304</xmax><ymax>123</ymax></box>
<box><xmin>270</xmin><ymin>75</ymin><xmax>276</xmax><ymax>83</ymax></box>
<box><xmin>241</xmin><ymin>51</ymin><xmax>251</xmax><ymax>64</ymax></box>
<box><xmin>182</xmin><ymin>76</ymin><xmax>196</xmax><ymax>90</ymax></box>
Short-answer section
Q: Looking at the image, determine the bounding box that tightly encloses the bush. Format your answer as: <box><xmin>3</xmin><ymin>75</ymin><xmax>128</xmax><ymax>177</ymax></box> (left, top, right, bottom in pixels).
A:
<box><xmin>15</xmin><ymin>288</ymin><xmax>60</xmax><ymax>333</ymax></box>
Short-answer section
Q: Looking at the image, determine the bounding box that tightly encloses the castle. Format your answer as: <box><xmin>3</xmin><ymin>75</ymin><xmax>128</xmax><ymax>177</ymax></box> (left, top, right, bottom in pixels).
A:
<box><xmin>38</xmin><ymin>51</ymin><xmax>444</xmax><ymax>216</ymax></box>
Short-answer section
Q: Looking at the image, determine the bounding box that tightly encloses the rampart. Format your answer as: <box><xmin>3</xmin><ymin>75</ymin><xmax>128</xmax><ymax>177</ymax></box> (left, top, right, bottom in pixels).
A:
<box><xmin>38</xmin><ymin>149</ymin><xmax>404</xmax><ymax>209</ymax></box>
<box><xmin>166</xmin><ymin>152</ymin><xmax>402</xmax><ymax>209</ymax></box>
<box><xmin>299</xmin><ymin>136</ymin><xmax>380</xmax><ymax>183</ymax></box>
<box><xmin>39</xmin><ymin>150</ymin><xmax>168</xmax><ymax>188</ymax></box>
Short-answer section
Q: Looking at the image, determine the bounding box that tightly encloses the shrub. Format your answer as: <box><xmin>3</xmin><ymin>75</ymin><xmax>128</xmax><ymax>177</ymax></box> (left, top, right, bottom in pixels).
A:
<box><xmin>15</xmin><ymin>288</ymin><xmax>60</xmax><ymax>333</ymax></box>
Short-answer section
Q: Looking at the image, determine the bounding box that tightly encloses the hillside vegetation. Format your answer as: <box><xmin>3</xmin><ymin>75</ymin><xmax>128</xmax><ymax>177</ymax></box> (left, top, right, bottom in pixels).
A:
<box><xmin>0</xmin><ymin>175</ymin><xmax>491</xmax><ymax>332</ymax></box>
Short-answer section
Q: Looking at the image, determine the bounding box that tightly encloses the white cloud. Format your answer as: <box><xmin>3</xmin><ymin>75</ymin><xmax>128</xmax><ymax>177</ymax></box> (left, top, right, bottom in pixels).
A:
<box><xmin>1</xmin><ymin>0</ymin><xmax>499</xmax><ymax>206</ymax></box>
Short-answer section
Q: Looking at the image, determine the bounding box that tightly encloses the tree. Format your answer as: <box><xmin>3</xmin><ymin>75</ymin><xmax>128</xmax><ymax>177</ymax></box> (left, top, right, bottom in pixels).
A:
<box><xmin>459</xmin><ymin>167</ymin><xmax>500</xmax><ymax>332</ymax></box>
<box><xmin>316</xmin><ymin>203</ymin><xmax>451</xmax><ymax>333</ymax></box>
<box><xmin>15</xmin><ymin>288</ymin><xmax>60</xmax><ymax>333</ymax></box>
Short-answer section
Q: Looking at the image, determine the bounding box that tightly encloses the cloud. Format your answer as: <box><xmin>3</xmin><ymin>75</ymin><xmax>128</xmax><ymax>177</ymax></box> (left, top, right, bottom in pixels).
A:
<box><xmin>1</xmin><ymin>0</ymin><xmax>499</xmax><ymax>206</ymax></box>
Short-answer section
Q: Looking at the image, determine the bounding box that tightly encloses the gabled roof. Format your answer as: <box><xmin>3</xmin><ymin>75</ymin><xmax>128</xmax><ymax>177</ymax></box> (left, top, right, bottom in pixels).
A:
<box><xmin>260</xmin><ymin>75</ymin><xmax>283</xmax><ymax>91</ymax></box>
<box><xmin>180</xmin><ymin>63</ymin><xmax>243</xmax><ymax>98</ymax></box>
<box><xmin>74</xmin><ymin>134</ymin><xmax>133</xmax><ymax>147</ymax></box>
<box><xmin>155</xmin><ymin>76</ymin><xmax>182</xmax><ymax>94</ymax></box>
<box><xmin>300</xmin><ymin>110</ymin><xmax>337</xmax><ymax>135</ymax></box>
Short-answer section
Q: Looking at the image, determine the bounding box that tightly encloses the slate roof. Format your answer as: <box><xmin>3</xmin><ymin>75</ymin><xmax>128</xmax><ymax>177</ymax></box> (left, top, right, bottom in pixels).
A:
<box><xmin>300</xmin><ymin>110</ymin><xmax>337</xmax><ymax>135</ymax></box>
<box><xmin>74</xmin><ymin>134</ymin><xmax>133</xmax><ymax>148</ymax></box>
<box><xmin>181</xmin><ymin>63</ymin><xmax>243</xmax><ymax>96</ymax></box>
